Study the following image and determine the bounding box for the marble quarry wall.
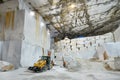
[0,9,51,68]
[0,10,25,68]
[95,42,120,60]
[54,33,120,70]
[0,0,51,68]
[55,33,114,59]
[18,0,51,67]
[0,42,3,60]
[114,25,120,42]
[20,10,50,67]
[18,0,50,67]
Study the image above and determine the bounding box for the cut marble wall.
[0,0,18,13]
[0,42,3,60]
[94,42,120,63]
[20,9,50,67]
[23,10,50,49]
[114,25,120,42]
[21,41,43,67]
[0,10,25,68]
[55,33,114,59]
[0,10,25,40]
[4,10,24,41]
[0,0,51,68]
[2,40,22,68]
[0,14,4,41]
[95,46,105,60]
[104,42,120,57]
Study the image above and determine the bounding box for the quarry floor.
[0,66,120,80]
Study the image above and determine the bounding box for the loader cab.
[41,56,51,65]
[41,56,48,60]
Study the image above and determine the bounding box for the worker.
[62,57,67,68]
[47,51,51,70]
[63,61,66,68]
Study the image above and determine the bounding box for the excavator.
[28,56,53,72]
[28,50,54,72]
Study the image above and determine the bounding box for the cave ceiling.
[5,0,120,40]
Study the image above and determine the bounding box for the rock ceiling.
[0,0,11,4]
[1,0,120,40]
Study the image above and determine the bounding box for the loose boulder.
[0,61,14,72]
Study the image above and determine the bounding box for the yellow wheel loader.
[28,56,53,72]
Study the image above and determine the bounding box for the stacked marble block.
[54,52,64,67]
[55,33,114,54]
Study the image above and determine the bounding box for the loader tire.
[33,67,41,72]
[28,67,33,70]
